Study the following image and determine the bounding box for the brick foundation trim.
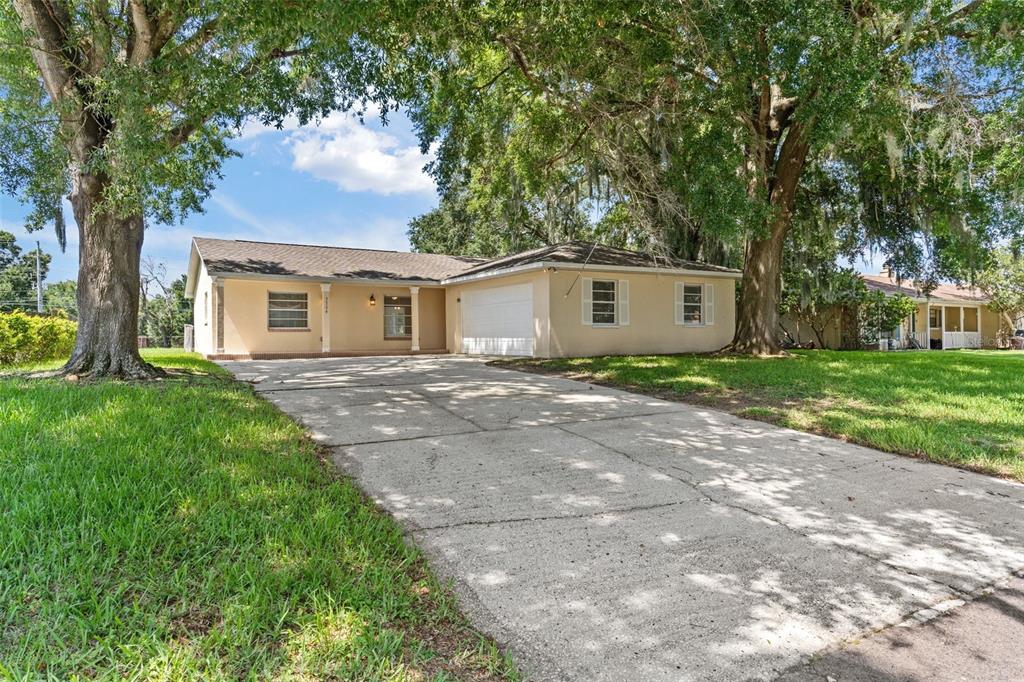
[207,349,450,361]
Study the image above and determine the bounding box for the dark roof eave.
[205,270,444,286]
[191,236,740,285]
[442,259,742,284]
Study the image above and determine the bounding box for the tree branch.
[170,15,220,58]
[901,0,988,49]
[11,0,78,105]
[495,34,549,95]
[127,1,183,63]
[474,65,510,91]
[163,45,309,149]
[128,0,155,65]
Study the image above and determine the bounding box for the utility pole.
[36,240,43,313]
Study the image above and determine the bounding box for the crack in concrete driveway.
[220,355,1024,681]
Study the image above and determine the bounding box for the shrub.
[0,311,76,366]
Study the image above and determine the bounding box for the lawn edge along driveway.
[498,349,1024,483]
[0,349,519,681]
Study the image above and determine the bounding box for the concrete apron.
[220,355,1024,682]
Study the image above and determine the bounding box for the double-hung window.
[591,280,617,325]
[674,282,715,326]
[582,278,630,327]
[384,295,412,338]
[682,284,703,325]
[268,292,309,329]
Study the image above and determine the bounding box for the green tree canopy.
[405,0,1024,353]
[2,1,420,376]
[977,247,1024,342]
[140,271,192,347]
[44,279,77,319]
[407,181,633,258]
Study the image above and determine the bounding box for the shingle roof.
[450,242,741,279]
[192,237,740,284]
[861,273,989,303]
[193,237,484,282]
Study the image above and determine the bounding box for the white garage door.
[461,283,534,356]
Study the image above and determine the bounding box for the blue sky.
[0,108,439,284]
[0,107,883,286]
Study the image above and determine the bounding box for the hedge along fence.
[0,311,77,366]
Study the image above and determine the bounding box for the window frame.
[590,279,618,327]
[267,291,310,331]
[681,283,703,326]
[383,295,413,340]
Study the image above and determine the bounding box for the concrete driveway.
[220,355,1024,681]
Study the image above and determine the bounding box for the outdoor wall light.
[369,294,376,307]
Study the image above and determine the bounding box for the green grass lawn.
[0,350,517,681]
[509,350,1024,481]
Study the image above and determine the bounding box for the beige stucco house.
[184,237,741,359]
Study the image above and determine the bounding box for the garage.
[460,283,534,356]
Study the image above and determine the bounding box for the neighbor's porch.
[899,302,982,350]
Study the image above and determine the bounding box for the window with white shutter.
[703,283,715,325]
[591,280,617,325]
[675,282,715,326]
[674,282,685,325]
[581,278,593,325]
[617,280,630,326]
[682,283,703,325]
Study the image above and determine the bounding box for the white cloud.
[235,115,302,141]
[288,113,435,195]
[233,109,435,196]
[235,101,386,141]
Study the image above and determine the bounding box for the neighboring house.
[783,270,1004,350]
[184,237,741,359]
[860,273,1002,350]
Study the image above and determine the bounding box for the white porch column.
[959,306,965,333]
[409,286,420,352]
[941,306,946,348]
[320,283,332,353]
[925,302,930,350]
[209,276,219,354]
[211,276,224,354]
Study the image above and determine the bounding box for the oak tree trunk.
[62,175,160,379]
[839,305,861,350]
[731,224,786,354]
[730,113,811,355]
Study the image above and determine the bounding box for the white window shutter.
[674,282,684,325]
[704,283,715,326]
[581,277,593,325]
[618,280,630,326]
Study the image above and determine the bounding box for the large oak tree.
[407,0,1023,353]
[1,1,411,377]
